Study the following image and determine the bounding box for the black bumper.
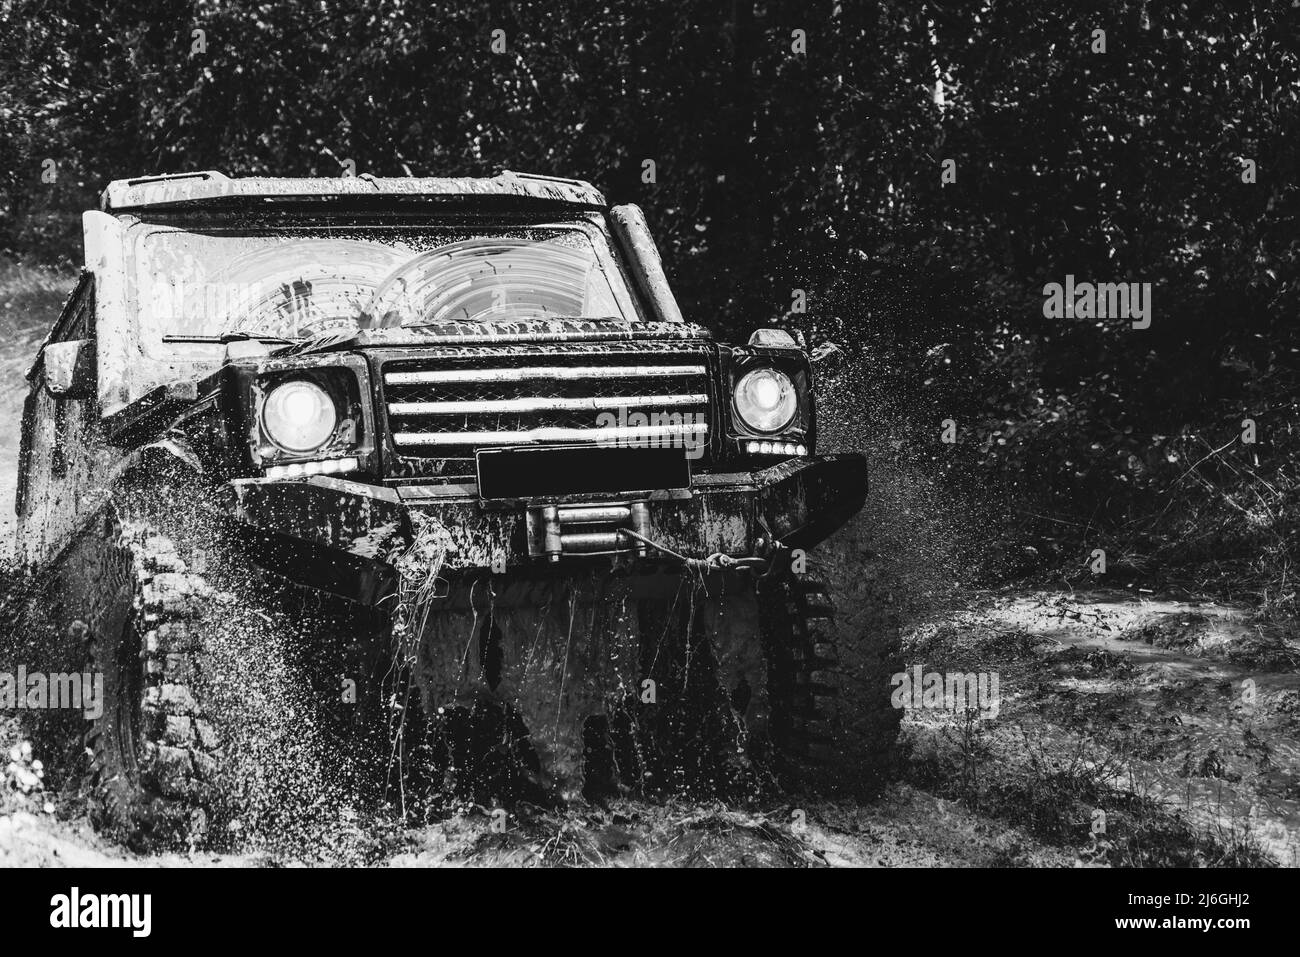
[227,453,867,604]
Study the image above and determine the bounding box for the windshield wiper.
[162,333,299,344]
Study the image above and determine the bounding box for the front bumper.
[227,453,867,604]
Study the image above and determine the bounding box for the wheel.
[758,554,901,795]
[80,495,355,850]
[84,512,223,848]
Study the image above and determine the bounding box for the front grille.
[380,347,713,470]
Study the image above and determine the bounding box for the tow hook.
[759,541,792,581]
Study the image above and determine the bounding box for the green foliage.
[0,0,1296,591]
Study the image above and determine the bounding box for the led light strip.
[745,440,806,456]
[264,456,360,480]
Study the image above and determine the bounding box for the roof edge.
[100,170,606,212]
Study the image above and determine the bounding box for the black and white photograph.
[0,0,1294,930]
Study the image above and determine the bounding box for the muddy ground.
[3,587,1294,867]
[2,259,1296,866]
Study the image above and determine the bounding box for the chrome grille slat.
[393,423,708,448]
[388,393,706,416]
[385,364,705,385]
[382,351,712,461]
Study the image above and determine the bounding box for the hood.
[273,318,713,356]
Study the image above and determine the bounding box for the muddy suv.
[16,170,897,845]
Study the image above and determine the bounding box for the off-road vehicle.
[16,170,898,845]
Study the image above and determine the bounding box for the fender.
[108,435,206,491]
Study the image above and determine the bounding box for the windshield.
[131,222,642,345]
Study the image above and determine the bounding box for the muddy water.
[8,585,1290,867]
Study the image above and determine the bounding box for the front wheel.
[84,513,224,848]
[82,501,359,850]
[758,556,901,795]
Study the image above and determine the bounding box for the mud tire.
[84,511,225,849]
[758,556,901,795]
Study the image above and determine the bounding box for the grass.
[0,256,78,544]
[0,255,71,339]
[901,721,1276,867]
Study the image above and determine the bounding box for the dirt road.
[3,589,1292,867]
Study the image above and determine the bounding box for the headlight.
[734,368,797,433]
[261,380,338,453]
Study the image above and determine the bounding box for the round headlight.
[734,368,798,433]
[261,380,337,453]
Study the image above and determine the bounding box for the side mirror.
[810,341,846,376]
[43,339,94,399]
